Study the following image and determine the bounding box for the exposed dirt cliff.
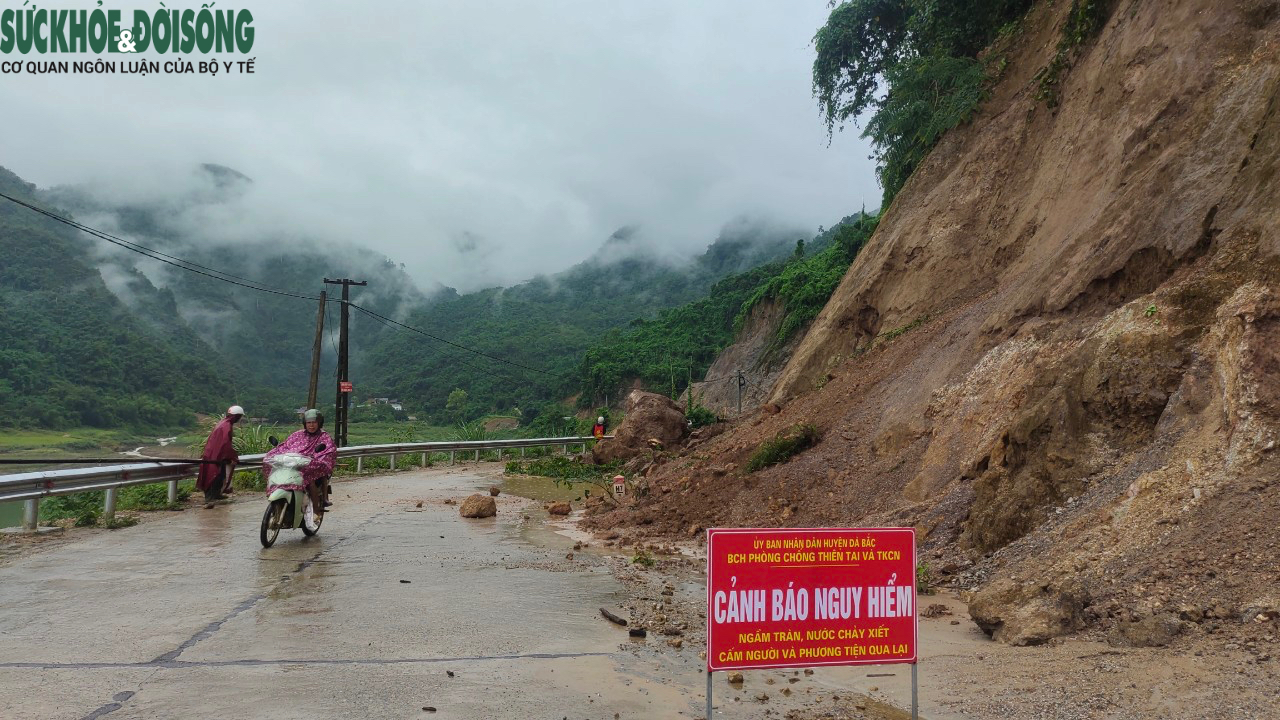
[586,0,1280,646]
[680,298,795,418]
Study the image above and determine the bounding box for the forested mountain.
[0,167,230,428]
[0,162,823,429]
[576,212,877,406]
[362,221,807,422]
[41,166,425,422]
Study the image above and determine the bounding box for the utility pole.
[686,360,693,413]
[306,290,327,411]
[737,369,745,416]
[324,278,368,447]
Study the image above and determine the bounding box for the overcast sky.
[0,1,877,291]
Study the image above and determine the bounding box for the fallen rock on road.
[458,494,497,518]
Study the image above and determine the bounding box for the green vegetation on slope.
[747,423,820,472]
[42,168,423,422]
[813,0,1036,207]
[577,262,783,405]
[578,214,877,403]
[0,167,231,429]
[736,213,878,353]
[365,225,802,422]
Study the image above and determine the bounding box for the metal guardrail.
[0,435,606,531]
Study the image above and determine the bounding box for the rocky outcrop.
[682,298,795,418]
[592,391,689,464]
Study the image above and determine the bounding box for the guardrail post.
[22,498,38,531]
[520,447,526,458]
[497,448,502,460]
[390,453,397,471]
[474,449,480,462]
[167,480,178,505]
[449,450,455,465]
[356,456,364,473]
[103,488,117,523]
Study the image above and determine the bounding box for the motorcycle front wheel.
[260,499,285,547]
[301,496,322,537]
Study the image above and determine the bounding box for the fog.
[0,1,877,292]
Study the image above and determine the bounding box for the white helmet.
[227,405,245,416]
[597,416,605,424]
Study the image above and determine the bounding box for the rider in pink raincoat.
[263,409,336,516]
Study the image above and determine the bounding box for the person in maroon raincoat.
[197,405,243,502]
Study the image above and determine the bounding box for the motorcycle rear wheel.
[260,499,285,547]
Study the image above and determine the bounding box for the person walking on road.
[197,405,243,502]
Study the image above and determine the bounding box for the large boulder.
[968,578,1087,646]
[459,494,497,518]
[593,390,689,465]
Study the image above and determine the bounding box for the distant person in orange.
[197,405,243,502]
[592,416,606,440]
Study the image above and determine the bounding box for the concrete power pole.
[306,290,327,411]
[324,278,367,447]
[737,370,745,416]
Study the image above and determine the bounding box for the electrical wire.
[349,303,571,380]
[0,190,579,379]
[354,306,538,386]
[0,191,324,302]
[324,299,339,376]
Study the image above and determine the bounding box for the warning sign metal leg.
[911,662,918,720]
[705,669,713,719]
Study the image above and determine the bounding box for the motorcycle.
[258,437,325,548]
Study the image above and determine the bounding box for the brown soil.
[585,0,1280,654]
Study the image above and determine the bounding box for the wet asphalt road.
[0,468,699,719]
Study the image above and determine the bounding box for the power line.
[0,190,323,302]
[349,303,571,380]
[0,190,576,379]
[697,372,739,384]
[324,299,339,376]
[353,305,546,386]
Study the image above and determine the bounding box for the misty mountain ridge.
[0,165,230,428]
[0,161,832,426]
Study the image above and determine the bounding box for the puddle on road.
[498,473,581,503]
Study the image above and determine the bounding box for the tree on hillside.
[813,0,1034,207]
[445,388,469,422]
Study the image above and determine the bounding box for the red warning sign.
[706,527,917,671]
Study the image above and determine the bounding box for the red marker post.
[705,528,918,719]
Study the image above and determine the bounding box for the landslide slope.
[589,0,1280,644]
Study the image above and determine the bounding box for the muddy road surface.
[5,465,1272,720]
[0,468,706,719]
